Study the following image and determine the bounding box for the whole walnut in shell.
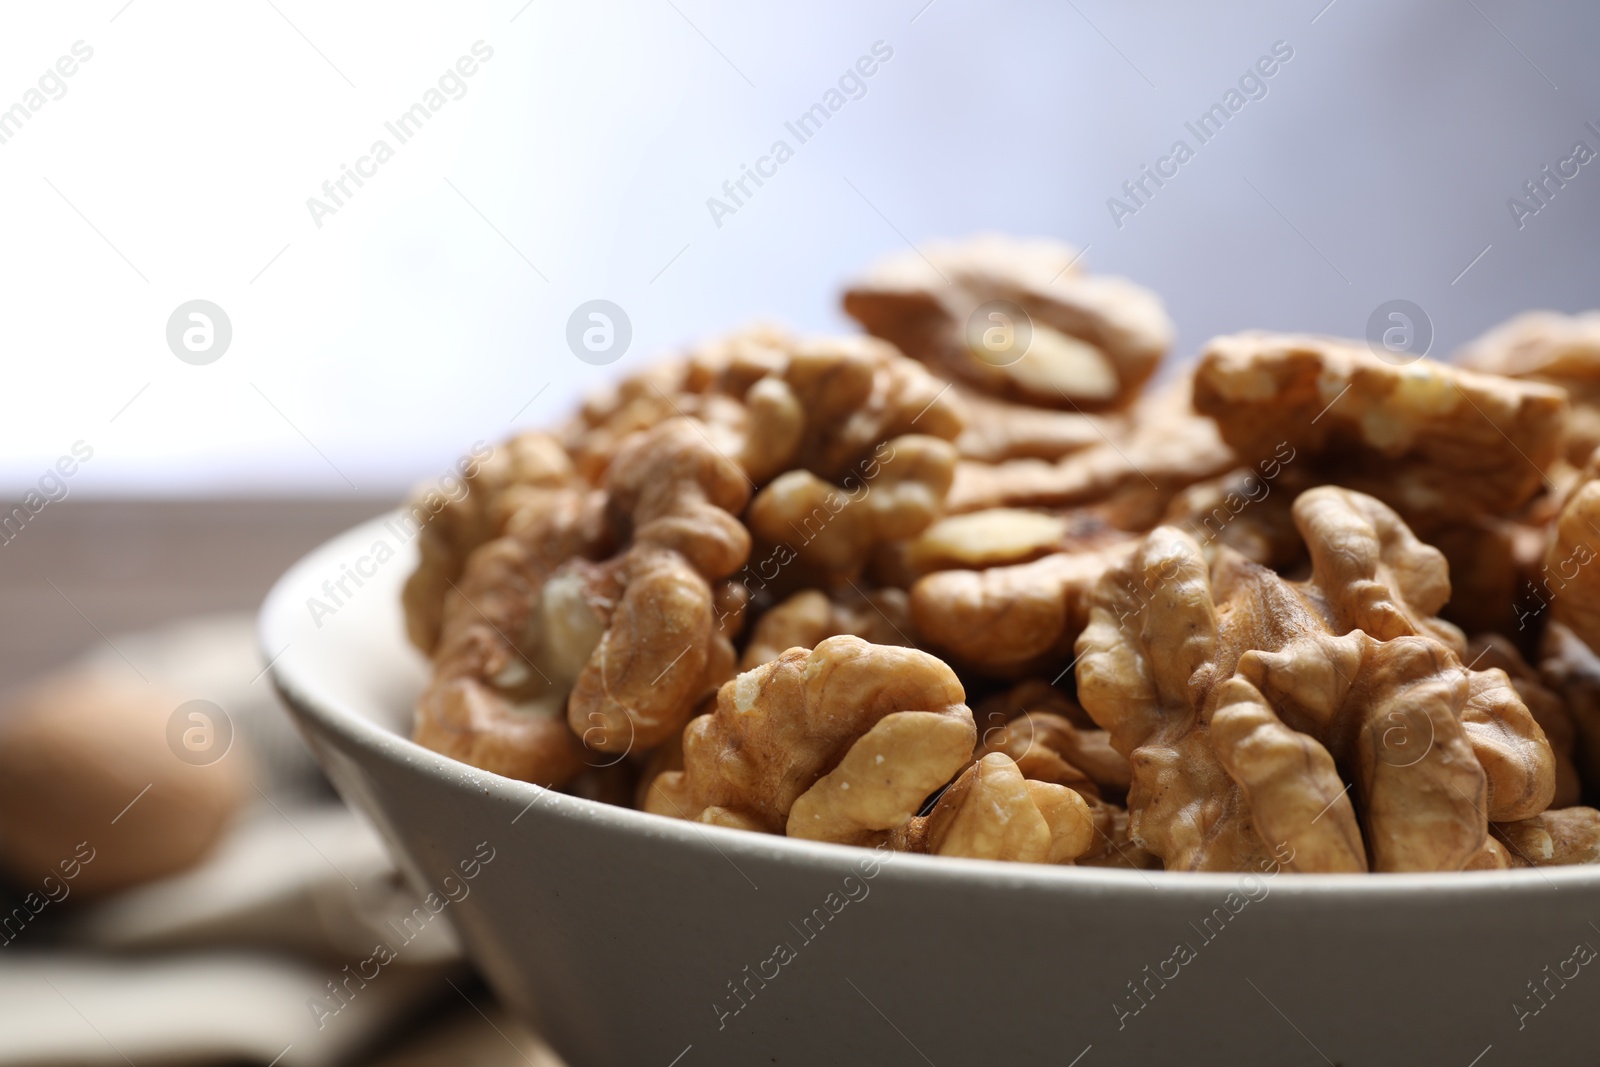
[0,669,247,898]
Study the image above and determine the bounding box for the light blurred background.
[1,1,1597,1062]
[6,0,1598,684]
[4,0,1598,498]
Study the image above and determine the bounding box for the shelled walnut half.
[646,636,976,845]
[414,417,751,786]
[1193,332,1567,522]
[1076,486,1556,873]
[1458,310,1600,465]
[844,233,1172,411]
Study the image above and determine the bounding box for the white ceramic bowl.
[263,513,1600,1066]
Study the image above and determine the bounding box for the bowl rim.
[260,510,1600,901]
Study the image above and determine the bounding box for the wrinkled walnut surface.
[1459,310,1600,465]
[646,636,975,847]
[946,376,1235,523]
[1194,332,1567,521]
[399,245,1600,875]
[844,234,1172,410]
[1077,486,1555,873]
[415,417,751,785]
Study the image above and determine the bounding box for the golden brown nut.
[565,420,753,752]
[950,385,1116,463]
[1161,461,1311,570]
[413,487,603,786]
[765,335,963,477]
[1462,837,1515,870]
[1539,622,1600,801]
[976,707,1131,803]
[945,376,1236,525]
[843,234,1172,410]
[970,681,1138,872]
[1544,479,1600,654]
[644,636,975,845]
[910,544,1131,678]
[1458,310,1600,465]
[889,753,1096,864]
[1414,515,1546,638]
[1076,802,1162,869]
[0,669,248,898]
[1193,332,1568,521]
[972,678,1097,731]
[894,506,1130,583]
[739,587,911,670]
[745,435,957,580]
[415,417,752,781]
[1466,634,1581,808]
[1493,807,1600,866]
[402,433,575,654]
[563,544,739,755]
[1076,486,1557,873]
[564,327,964,492]
[731,334,966,585]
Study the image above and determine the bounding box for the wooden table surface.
[0,498,391,698]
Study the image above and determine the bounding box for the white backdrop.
[1,0,1597,496]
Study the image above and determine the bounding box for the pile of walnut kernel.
[402,234,1600,874]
